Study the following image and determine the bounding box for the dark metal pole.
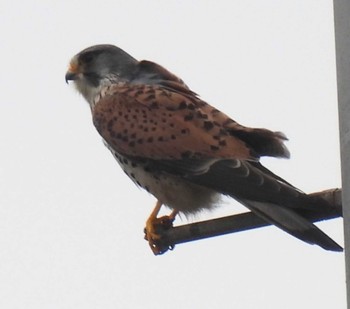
[148,189,342,255]
[333,0,350,306]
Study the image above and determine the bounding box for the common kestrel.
[65,44,342,254]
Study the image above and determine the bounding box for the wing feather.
[92,84,256,160]
[92,83,341,251]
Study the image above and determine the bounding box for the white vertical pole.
[333,0,350,305]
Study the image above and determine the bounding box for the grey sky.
[0,1,345,308]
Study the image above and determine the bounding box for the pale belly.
[109,150,220,215]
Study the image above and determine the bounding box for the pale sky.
[0,1,345,308]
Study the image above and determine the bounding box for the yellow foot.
[144,201,178,255]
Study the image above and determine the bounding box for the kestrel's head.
[65,44,138,104]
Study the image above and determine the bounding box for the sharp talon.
[144,202,177,255]
[144,215,175,255]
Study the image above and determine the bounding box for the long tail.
[236,198,342,251]
[188,159,343,251]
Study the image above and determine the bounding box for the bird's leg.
[144,200,178,255]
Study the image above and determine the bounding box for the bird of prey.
[65,44,342,254]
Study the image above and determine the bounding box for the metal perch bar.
[153,188,342,254]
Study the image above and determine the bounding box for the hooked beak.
[65,71,77,84]
[65,61,79,84]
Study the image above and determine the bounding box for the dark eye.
[81,53,94,64]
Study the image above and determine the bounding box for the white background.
[0,1,345,308]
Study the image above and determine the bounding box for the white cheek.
[72,75,116,109]
[74,77,100,106]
